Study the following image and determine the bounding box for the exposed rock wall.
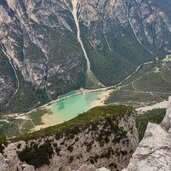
[122,97,171,171]
[0,111,138,171]
[0,0,86,111]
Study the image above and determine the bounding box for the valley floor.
[0,56,171,138]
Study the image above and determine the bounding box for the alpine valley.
[0,0,171,171]
[0,0,171,113]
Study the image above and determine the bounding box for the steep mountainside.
[0,0,171,113]
[0,105,139,171]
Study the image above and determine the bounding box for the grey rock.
[1,112,138,171]
[123,97,171,171]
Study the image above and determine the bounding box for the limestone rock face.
[122,97,171,171]
[0,153,9,171]
[1,111,138,171]
[61,164,110,171]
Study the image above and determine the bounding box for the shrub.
[18,141,53,168]
[0,134,7,153]
[67,145,73,152]
[136,109,166,140]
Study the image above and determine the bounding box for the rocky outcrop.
[0,153,9,171]
[0,106,139,171]
[122,97,171,171]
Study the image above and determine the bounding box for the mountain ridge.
[0,105,139,171]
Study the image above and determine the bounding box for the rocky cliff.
[0,105,139,171]
[123,97,171,171]
[0,0,171,113]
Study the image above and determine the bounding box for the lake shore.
[33,113,54,131]
[33,90,111,131]
[91,90,112,108]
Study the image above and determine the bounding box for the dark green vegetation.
[106,60,171,107]
[85,71,103,89]
[0,27,86,114]
[27,24,87,98]
[1,71,50,114]
[29,109,49,126]
[15,105,134,169]
[0,134,7,153]
[17,141,53,168]
[136,109,166,140]
[0,49,17,107]
[0,109,49,138]
[81,23,156,86]
[0,118,24,138]
[20,120,34,135]
[0,28,86,114]
[43,27,86,98]
[13,105,133,142]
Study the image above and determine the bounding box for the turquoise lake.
[45,91,103,126]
